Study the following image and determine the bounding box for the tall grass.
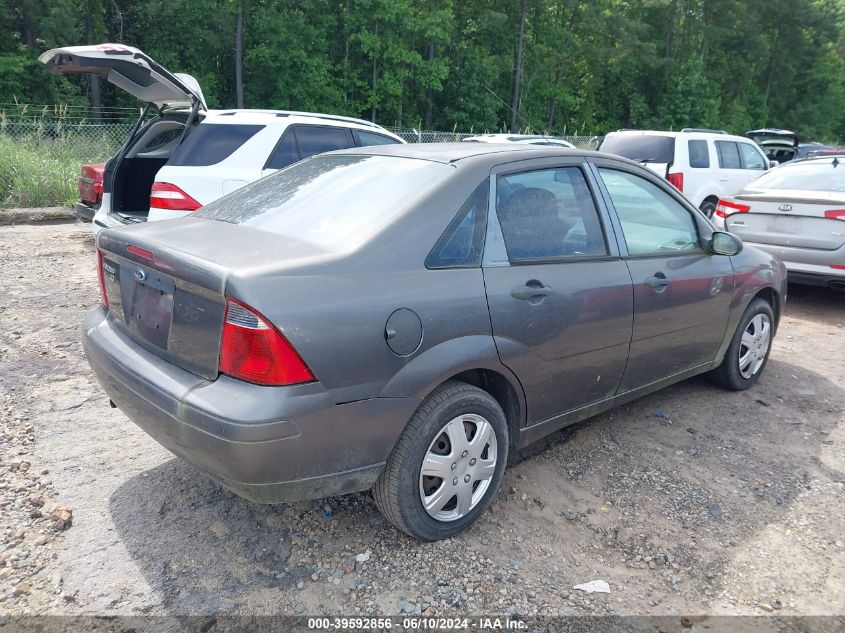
[0,117,125,208]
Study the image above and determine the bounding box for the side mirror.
[768,160,779,168]
[710,231,743,256]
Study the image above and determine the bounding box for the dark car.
[83,143,787,541]
[796,142,842,159]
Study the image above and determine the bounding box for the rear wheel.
[710,298,774,390]
[700,199,717,219]
[373,381,508,541]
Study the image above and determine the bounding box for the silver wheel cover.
[738,313,771,379]
[419,413,497,522]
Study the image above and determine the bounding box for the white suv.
[40,44,404,235]
[598,129,771,217]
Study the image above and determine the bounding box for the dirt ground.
[0,221,843,618]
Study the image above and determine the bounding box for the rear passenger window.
[495,167,607,262]
[426,181,488,269]
[739,143,766,170]
[688,140,710,168]
[716,141,741,169]
[353,130,400,146]
[295,126,353,158]
[265,130,300,169]
[167,124,264,166]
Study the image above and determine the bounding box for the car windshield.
[194,154,454,248]
[750,159,845,192]
[599,134,675,163]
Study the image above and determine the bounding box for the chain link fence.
[0,109,602,207]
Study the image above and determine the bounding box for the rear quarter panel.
[224,160,510,405]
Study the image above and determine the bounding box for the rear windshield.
[168,123,264,166]
[194,155,454,248]
[750,160,845,192]
[599,134,675,164]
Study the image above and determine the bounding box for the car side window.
[426,180,488,269]
[715,141,741,169]
[353,130,400,146]
[739,143,766,170]
[495,167,608,262]
[295,125,354,158]
[597,168,701,256]
[265,129,300,169]
[688,140,710,168]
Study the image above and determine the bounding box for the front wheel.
[710,298,774,390]
[373,381,508,541]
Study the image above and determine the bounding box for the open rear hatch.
[39,44,206,111]
[745,129,798,162]
[96,218,332,381]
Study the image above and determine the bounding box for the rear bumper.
[74,202,98,221]
[82,308,420,502]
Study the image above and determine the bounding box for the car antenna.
[834,157,840,168]
[484,85,555,146]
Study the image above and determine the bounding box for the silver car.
[84,143,786,541]
[714,155,845,290]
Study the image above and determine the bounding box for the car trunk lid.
[96,218,334,380]
[39,44,206,111]
[725,190,845,250]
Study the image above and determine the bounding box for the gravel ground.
[0,222,843,617]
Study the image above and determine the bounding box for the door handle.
[719,176,729,181]
[511,280,552,301]
[645,272,671,291]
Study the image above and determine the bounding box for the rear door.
[592,160,734,390]
[482,158,633,425]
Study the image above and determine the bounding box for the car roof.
[464,133,567,142]
[325,141,602,166]
[605,129,752,143]
[201,109,396,132]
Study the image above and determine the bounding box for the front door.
[482,160,634,425]
[593,163,734,391]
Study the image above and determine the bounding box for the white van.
[39,44,404,235]
[598,129,772,217]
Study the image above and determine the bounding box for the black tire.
[710,298,775,391]
[700,199,717,219]
[373,380,508,541]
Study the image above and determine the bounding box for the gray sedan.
[84,143,786,541]
[714,155,845,290]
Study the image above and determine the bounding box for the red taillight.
[831,265,845,270]
[667,172,684,192]
[715,199,751,218]
[219,299,315,386]
[97,250,109,309]
[149,182,202,212]
[824,210,845,220]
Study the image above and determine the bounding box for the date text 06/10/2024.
[307,617,527,630]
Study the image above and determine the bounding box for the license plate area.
[766,215,803,235]
[126,266,175,349]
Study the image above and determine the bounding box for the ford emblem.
[778,203,792,212]
[134,268,147,282]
